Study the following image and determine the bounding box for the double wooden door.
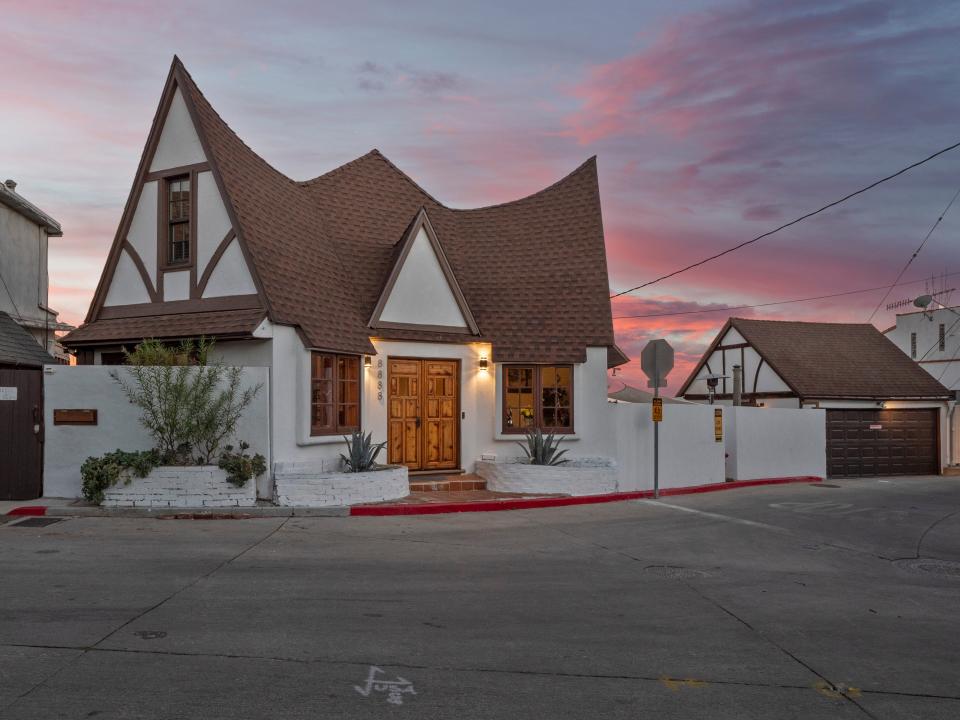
[388,359,459,471]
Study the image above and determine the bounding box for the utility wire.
[0,266,25,323]
[611,271,960,320]
[866,185,960,322]
[609,140,960,299]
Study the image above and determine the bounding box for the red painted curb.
[6,506,48,517]
[350,476,822,516]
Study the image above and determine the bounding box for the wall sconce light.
[364,355,372,369]
[479,355,489,371]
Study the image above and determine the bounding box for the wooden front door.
[0,367,44,500]
[388,358,459,471]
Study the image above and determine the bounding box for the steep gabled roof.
[178,59,616,362]
[69,57,620,364]
[0,312,54,367]
[678,318,951,400]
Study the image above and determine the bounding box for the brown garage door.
[826,409,938,478]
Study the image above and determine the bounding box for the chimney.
[732,364,742,406]
[3,179,16,191]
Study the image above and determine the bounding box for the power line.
[611,271,960,320]
[866,185,960,322]
[0,266,25,323]
[609,139,960,300]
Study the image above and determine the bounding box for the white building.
[62,57,628,487]
[0,178,72,360]
[678,318,952,478]
[884,305,960,465]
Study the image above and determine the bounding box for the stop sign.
[641,339,674,389]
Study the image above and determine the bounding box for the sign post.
[641,339,674,499]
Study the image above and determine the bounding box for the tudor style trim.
[119,241,160,303]
[144,161,209,183]
[98,294,262,319]
[195,229,238,298]
[368,207,480,335]
[172,59,275,322]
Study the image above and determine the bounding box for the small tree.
[118,338,261,465]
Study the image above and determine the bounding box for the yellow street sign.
[652,397,663,422]
[714,408,723,442]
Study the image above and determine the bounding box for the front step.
[943,466,960,476]
[409,474,486,492]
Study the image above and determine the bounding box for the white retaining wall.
[43,365,270,499]
[274,462,408,507]
[476,458,617,496]
[725,406,826,481]
[102,466,256,508]
[609,402,726,492]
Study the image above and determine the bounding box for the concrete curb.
[6,505,350,519]
[350,476,824,516]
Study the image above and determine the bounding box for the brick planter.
[475,457,617,496]
[101,466,256,508]
[274,462,409,507]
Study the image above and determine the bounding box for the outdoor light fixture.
[364,355,372,369]
[703,373,728,405]
[479,355,489,371]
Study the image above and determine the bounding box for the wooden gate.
[0,367,44,500]
[387,358,459,471]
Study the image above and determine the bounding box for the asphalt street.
[1,476,958,719]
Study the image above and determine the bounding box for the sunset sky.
[3,0,959,393]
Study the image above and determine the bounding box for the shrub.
[340,431,386,473]
[516,428,569,466]
[217,442,267,487]
[117,338,261,464]
[80,449,160,504]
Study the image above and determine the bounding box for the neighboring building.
[678,318,952,478]
[884,305,960,465]
[62,57,627,478]
[0,177,73,361]
[608,383,692,404]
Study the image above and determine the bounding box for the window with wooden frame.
[502,365,573,434]
[166,175,191,266]
[311,352,361,435]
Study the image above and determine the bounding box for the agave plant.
[340,430,387,473]
[516,428,569,466]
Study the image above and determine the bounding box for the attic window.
[167,176,191,265]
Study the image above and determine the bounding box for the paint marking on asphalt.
[659,675,709,692]
[640,500,792,535]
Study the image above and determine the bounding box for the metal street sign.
[714,408,723,442]
[641,339,674,388]
[640,339,673,499]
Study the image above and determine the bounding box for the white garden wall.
[724,406,825,481]
[609,402,726,492]
[43,365,270,499]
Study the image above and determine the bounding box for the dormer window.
[166,176,191,265]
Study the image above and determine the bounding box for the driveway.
[1,476,958,719]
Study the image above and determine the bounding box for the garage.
[826,409,938,478]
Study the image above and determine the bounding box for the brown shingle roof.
[0,311,54,367]
[728,318,949,399]
[172,60,617,364]
[64,309,266,346]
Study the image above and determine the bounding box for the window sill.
[298,433,354,447]
[495,432,579,441]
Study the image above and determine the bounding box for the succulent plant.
[340,431,387,473]
[516,428,569,466]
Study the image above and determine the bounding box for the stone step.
[409,475,486,492]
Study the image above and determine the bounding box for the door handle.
[415,416,421,429]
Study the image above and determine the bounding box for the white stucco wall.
[125,180,158,286]
[104,250,151,306]
[725,406,826,481]
[610,401,726,491]
[163,270,190,301]
[42,365,270,499]
[379,227,468,328]
[201,239,257,297]
[149,87,206,172]
[266,325,614,473]
[196,171,232,275]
